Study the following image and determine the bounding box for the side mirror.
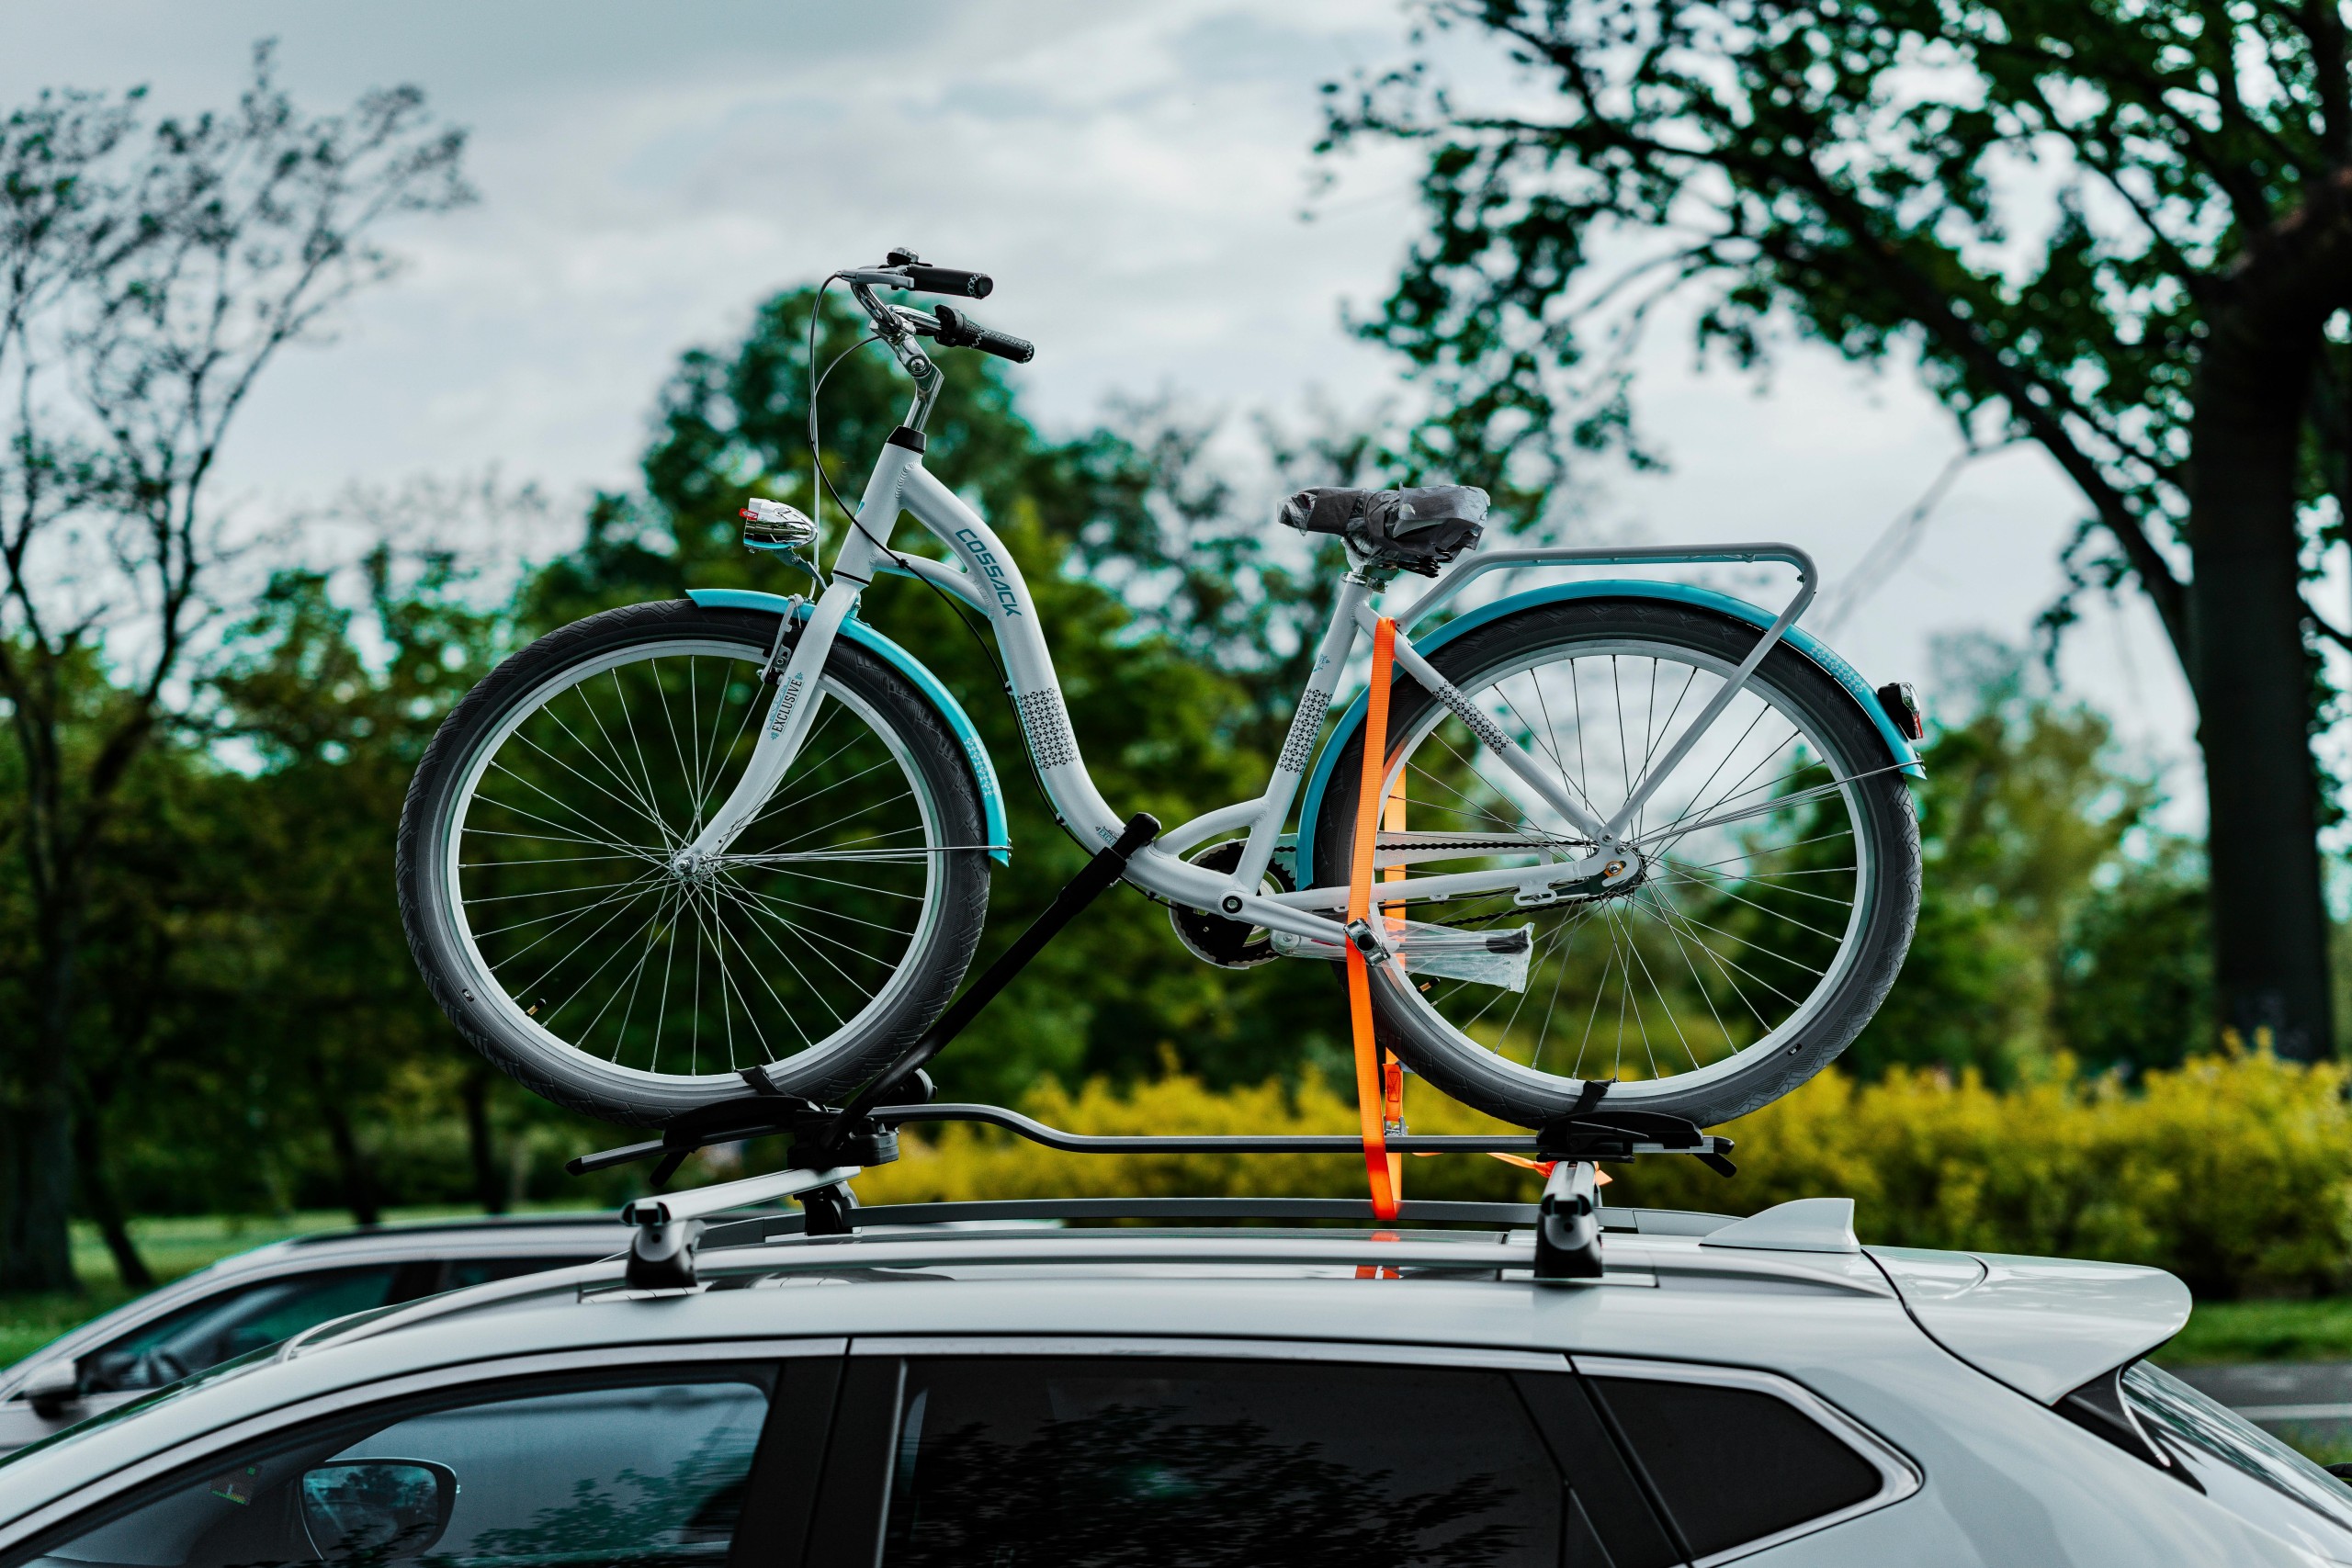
[20,1360,80,1418]
[299,1461,457,1561]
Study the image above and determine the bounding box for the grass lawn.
[2156,1298,2352,1367]
[0,1206,579,1370]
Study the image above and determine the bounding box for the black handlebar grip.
[933,305,1035,364]
[967,322,1035,364]
[905,265,993,299]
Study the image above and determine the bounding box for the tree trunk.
[2187,305,2336,1060]
[312,1066,381,1226]
[0,1100,75,1292]
[2,926,83,1292]
[461,1066,506,1215]
[71,1106,153,1291]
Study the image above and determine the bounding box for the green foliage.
[2055,846,2212,1076]
[1614,1049,2352,1299]
[1849,641,2199,1082]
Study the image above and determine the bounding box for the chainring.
[1169,839,1294,968]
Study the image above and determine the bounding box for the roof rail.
[280,1212,615,1247]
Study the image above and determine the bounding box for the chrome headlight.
[740,498,819,552]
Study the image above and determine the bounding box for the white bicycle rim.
[432,636,950,1090]
[1371,637,1878,1099]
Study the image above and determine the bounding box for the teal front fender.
[1294,581,1924,874]
[685,589,1009,864]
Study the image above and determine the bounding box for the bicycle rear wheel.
[1310,599,1919,1129]
[397,600,990,1125]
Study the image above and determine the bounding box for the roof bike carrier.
[567,813,1736,1291]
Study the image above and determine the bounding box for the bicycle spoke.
[445,636,947,1081]
[1364,627,1877,1092]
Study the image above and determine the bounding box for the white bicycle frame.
[678,286,1817,947]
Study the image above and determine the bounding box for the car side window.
[26,1373,770,1568]
[875,1356,1565,1567]
[74,1269,403,1395]
[1589,1372,1887,1559]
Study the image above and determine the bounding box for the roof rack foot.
[799,1180,858,1237]
[627,1218,705,1291]
[1534,1160,1603,1281]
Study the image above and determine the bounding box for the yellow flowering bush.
[840,1050,2352,1296]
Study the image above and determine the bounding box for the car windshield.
[0,1344,279,1477]
[76,1267,403,1395]
[2122,1361,2352,1551]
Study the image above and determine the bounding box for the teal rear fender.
[684,589,1010,864]
[1294,581,1925,874]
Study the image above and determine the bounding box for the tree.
[211,549,506,1223]
[0,48,469,1288]
[1847,637,2179,1079]
[1325,0,2352,1057]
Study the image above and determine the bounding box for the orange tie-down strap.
[1347,618,1404,1219]
[1348,619,1612,1218]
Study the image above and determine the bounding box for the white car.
[0,1194,2344,1567]
[0,1214,615,1457]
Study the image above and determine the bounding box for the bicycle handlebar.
[904,265,992,299]
[933,303,1035,364]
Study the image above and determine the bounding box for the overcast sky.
[7,1,2199,808]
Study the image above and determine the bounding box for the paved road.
[2175,1362,2352,1439]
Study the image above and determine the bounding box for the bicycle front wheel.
[398,600,990,1126]
[1310,599,1919,1129]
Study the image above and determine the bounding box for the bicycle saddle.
[1278,485,1488,576]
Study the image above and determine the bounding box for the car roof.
[0,1194,2201,1541]
[0,1195,2192,1528]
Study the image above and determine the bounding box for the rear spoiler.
[1868,1247,2191,1404]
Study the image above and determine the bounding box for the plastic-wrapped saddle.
[1278,485,1488,576]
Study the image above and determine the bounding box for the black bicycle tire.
[1310,598,1920,1130]
[396,599,991,1126]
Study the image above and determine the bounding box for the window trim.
[0,1337,845,1553]
[1575,1353,1923,1565]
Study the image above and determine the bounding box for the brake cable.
[801,274,1055,818]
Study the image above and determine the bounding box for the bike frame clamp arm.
[810,811,1163,1156]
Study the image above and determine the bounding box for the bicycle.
[396,250,1926,1133]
